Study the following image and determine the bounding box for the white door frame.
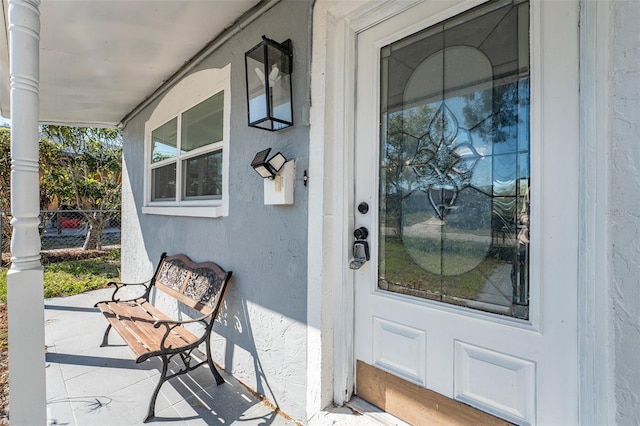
[576,0,615,424]
[307,2,422,417]
[307,0,613,423]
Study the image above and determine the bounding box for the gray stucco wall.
[120,1,312,421]
[611,0,640,424]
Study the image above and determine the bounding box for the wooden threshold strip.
[356,361,512,426]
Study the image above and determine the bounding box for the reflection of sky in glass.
[471,157,492,192]
[151,117,178,163]
[153,142,181,158]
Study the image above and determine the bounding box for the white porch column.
[7,0,45,425]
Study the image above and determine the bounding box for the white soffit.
[0,0,261,127]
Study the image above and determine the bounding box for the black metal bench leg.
[100,324,112,347]
[206,346,224,386]
[144,355,169,423]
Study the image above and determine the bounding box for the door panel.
[353,1,578,424]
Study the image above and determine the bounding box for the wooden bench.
[94,252,232,422]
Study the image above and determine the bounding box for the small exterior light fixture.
[245,36,293,131]
[251,148,287,179]
[251,148,295,205]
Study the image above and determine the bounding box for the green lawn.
[0,250,120,419]
[0,249,120,304]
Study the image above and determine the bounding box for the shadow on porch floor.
[45,289,406,426]
[45,288,297,426]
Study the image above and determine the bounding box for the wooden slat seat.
[94,253,232,422]
[97,298,200,357]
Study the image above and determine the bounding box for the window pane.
[151,163,176,201]
[183,151,222,199]
[151,118,177,163]
[181,92,224,152]
[378,0,530,319]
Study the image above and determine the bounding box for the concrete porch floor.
[44,289,400,426]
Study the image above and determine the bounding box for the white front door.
[353,1,579,424]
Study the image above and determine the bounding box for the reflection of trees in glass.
[381,78,529,226]
[185,152,222,198]
[380,84,530,306]
[446,187,491,231]
[463,80,529,144]
[152,151,174,163]
[382,102,481,234]
[383,104,435,195]
[383,80,529,230]
[382,104,435,235]
[462,80,530,255]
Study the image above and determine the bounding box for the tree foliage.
[0,128,9,213]
[0,128,64,253]
[40,125,122,250]
[381,80,527,236]
[0,128,10,254]
[41,126,121,209]
[0,126,122,253]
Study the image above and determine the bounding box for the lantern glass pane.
[254,120,277,130]
[266,43,292,127]
[246,46,268,125]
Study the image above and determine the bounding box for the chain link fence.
[1,210,121,263]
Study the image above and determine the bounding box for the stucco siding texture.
[121,1,312,421]
[612,0,640,424]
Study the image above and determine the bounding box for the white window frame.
[143,65,231,218]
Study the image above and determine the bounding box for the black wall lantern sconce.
[245,36,293,131]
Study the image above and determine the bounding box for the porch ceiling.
[0,0,261,128]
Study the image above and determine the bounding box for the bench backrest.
[151,253,232,317]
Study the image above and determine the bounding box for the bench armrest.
[153,312,214,350]
[94,280,152,306]
[154,312,213,328]
[109,280,151,287]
